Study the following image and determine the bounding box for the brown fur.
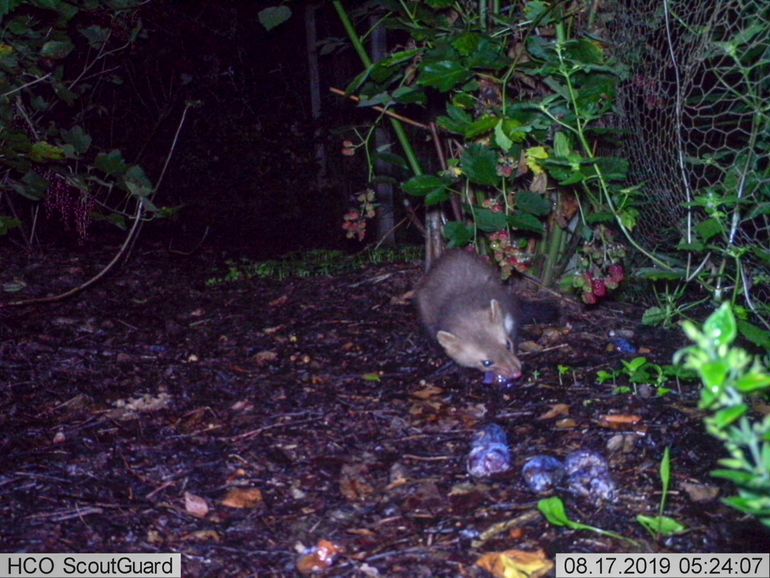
[415,250,523,378]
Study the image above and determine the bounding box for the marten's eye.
[506,339,514,352]
[482,359,494,368]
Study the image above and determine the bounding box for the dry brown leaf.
[253,350,278,366]
[222,487,264,509]
[269,294,289,307]
[184,492,209,519]
[296,540,343,575]
[346,528,376,537]
[411,384,444,399]
[476,548,554,578]
[225,468,248,484]
[554,417,577,429]
[682,481,720,503]
[538,403,570,420]
[599,414,643,429]
[340,464,375,501]
[181,530,221,543]
[391,289,414,305]
[529,172,548,193]
[518,340,543,353]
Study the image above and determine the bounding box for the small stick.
[472,509,541,548]
[330,87,430,130]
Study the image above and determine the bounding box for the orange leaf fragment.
[411,384,444,399]
[269,294,289,307]
[476,548,554,578]
[599,414,643,429]
[296,539,343,575]
[222,487,264,509]
[538,403,570,420]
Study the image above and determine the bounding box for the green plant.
[597,357,696,396]
[0,1,157,243]
[636,447,688,540]
[538,496,637,545]
[333,1,632,289]
[676,302,770,527]
[205,246,422,286]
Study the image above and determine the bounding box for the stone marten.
[415,250,524,380]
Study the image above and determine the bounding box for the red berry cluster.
[488,230,530,279]
[564,226,627,304]
[44,171,94,241]
[342,189,376,242]
[578,264,625,304]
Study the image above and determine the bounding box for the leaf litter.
[0,244,768,576]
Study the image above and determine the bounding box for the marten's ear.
[488,299,503,323]
[436,330,459,351]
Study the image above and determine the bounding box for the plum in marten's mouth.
[484,371,520,388]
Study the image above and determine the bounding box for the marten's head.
[436,299,522,379]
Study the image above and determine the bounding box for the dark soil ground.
[1,242,768,577]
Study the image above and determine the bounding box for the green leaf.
[452,32,481,56]
[527,36,555,61]
[61,125,91,155]
[585,211,615,224]
[677,240,706,252]
[79,25,110,49]
[374,151,409,171]
[712,405,748,429]
[392,86,426,106]
[636,515,688,537]
[703,302,737,348]
[258,6,291,31]
[494,121,513,151]
[426,0,453,7]
[563,39,604,65]
[660,447,671,499]
[377,49,420,68]
[734,371,770,393]
[123,165,153,198]
[465,116,498,139]
[508,212,545,234]
[29,141,65,162]
[524,1,552,25]
[419,60,471,92]
[0,216,22,236]
[711,469,756,486]
[594,157,628,181]
[700,360,730,389]
[634,268,685,281]
[40,39,74,59]
[696,218,724,242]
[737,319,770,351]
[95,150,128,176]
[465,38,509,70]
[402,175,448,197]
[0,0,24,19]
[425,187,450,206]
[516,191,551,216]
[538,497,575,528]
[443,221,473,247]
[553,132,571,157]
[345,67,372,95]
[461,144,498,186]
[474,207,508,232]
[12,171,49,201]
[642,307,668,326]
[623,357,648,373]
